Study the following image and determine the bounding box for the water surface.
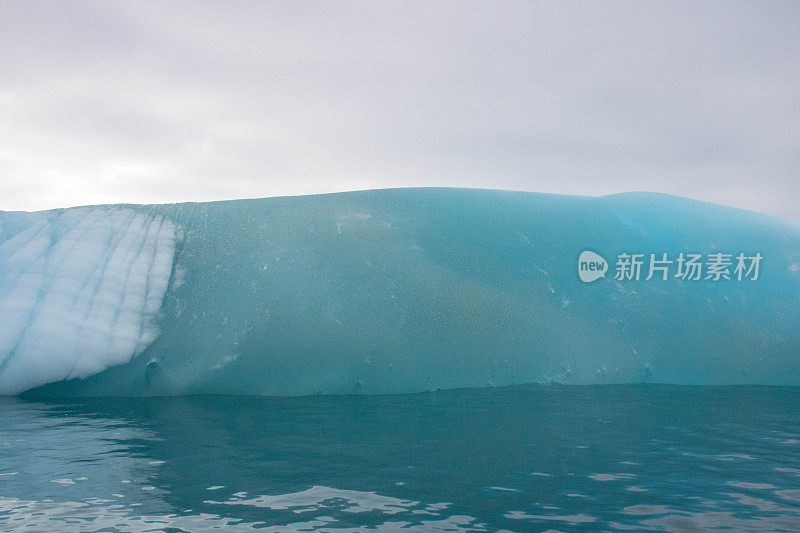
[1,385,799,531]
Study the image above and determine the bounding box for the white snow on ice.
[0,206,177,394]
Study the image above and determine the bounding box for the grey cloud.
[0,0,799,221]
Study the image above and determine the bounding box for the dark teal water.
[1,385,799,532]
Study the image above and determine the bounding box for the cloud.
[1,0,799,221]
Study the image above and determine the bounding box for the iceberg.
[0,188,798,396]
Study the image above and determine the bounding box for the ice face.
[0,207,177,394]
[1,189,799,396]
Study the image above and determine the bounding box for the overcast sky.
[1,1,799,220]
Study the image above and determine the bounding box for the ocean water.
[1,385,799,532]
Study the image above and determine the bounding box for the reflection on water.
[1,385,800,531]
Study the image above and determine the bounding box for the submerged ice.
[0,188,798,396]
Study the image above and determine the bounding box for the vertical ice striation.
[0,207,177,394]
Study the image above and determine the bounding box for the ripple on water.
[2,386,800,532]
[0,494,489,532]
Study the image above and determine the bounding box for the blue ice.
[0,188,798,396]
